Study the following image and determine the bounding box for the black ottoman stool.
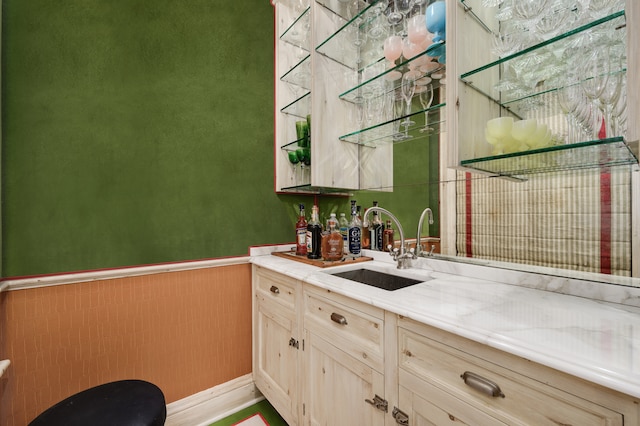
[29,379,166,426]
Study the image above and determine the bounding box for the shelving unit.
[272,0,448,193]
[450,0,638,178]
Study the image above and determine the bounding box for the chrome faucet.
[416,208,434,257]
[363,207,414,269]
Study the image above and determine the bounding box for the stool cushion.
[29,379,166,426]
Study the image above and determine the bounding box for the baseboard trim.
[165,374,263,426]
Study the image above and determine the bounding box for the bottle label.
[307,230,313,252]
[348,227,361,255]
[297,229,306,246]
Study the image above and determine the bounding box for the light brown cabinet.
[252,266,302,425]
[253,267,640,425]
[397,318,631,425]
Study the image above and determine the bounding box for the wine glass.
[401,72,417,134]
[402,37,423,61]
[393,90,408,141]
[426,0,446,43]
[387,0,404,25]
[288,150,300,184]
[367,2,389,41]
[557,82,583,144]
[408,14,428,45]
[579,46,610,138]
[395,0,413,21]
[598,53,624,138]
[384,35,403,65]
[418,83,434,133]
[296,147,311,184]
[383,35,403,80]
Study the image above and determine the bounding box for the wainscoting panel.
[0,262,252,426]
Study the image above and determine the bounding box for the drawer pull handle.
[460,371,505,398]
[269,286,280,294]
[331,312,348,325]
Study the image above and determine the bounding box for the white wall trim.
[1,256,251,292]
[165,374,263,426]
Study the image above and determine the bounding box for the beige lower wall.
[0,263,253,426]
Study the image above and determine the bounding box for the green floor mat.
[209,399,289,426]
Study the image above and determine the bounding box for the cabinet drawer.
[304,287,384,371]
[398,320,623,426]
[254,266,299,311]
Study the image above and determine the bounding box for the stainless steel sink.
[330,268,424,291]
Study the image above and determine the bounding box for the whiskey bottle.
[306,205,322,259]
[295,204,307,256]
[347,201,362,257]
[323,222,343,261]
[361,204,370,250]
[383,220,395,252]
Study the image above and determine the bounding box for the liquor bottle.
[327,213,338,231]
[306,205,322,259]
[348,201,362,257]
[339,213,349,254]
[361,205,370,250]
[324,222,344,261]
[370,201,385,251]
[295,204,307,256]
[383,219,395,252]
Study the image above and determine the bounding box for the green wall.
[1,0,438,277]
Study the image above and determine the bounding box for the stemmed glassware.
[418,83,434,133]
[288,150,300,184]
[597,51,624,138]
[400,71,417,135]
[383,35,403,80]
[578,45,610,139]
[387,0,404,25]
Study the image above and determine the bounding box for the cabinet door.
[399,371,507,426]
[254,296,299,425]
[304,331,385,426]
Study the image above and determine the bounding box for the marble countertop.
[250,249,640,399]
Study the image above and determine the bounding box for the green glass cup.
[295,121,309,148]
[288,150,300,165]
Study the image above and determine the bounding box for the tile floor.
[210,399,288,426]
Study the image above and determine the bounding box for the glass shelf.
[460,137,638,178]
[280,7,311,51]
[315,0,387,71]
[460,10,626,114]
[281,137,310,151]
[279,182,353,194]
[315,0,371,22]
[281,91,311,119]
[281,54,311,90]
[340,102,446,147]
[340,53,446,104]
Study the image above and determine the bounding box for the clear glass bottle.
[348,200,362,258]
[295,204,307,256]
[327,213,338,232]
[339,213,349,255]
[306,205,322,259]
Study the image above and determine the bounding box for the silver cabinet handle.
[460,371,505,398]
[331,312,348,325]
[270,286,280,294]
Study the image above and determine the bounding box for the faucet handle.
[408,247,417,259]
[389,246,400,260]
